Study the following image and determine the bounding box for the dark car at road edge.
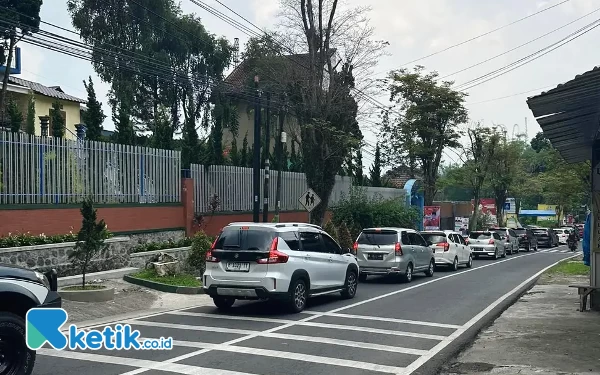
[513,227,539,252]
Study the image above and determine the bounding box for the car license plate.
[226,262,250,272]
[473,247,483,251]
[368,254,384,260]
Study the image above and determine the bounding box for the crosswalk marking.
[300,311,462,329]
[37,348,260,375]
[140,339,406,374]
[132,317,447,341]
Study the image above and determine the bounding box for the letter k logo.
[26,308,68,350]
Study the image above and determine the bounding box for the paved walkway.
[441,258,600,375]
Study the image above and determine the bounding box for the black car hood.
[0,263,39,283]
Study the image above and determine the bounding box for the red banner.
[423,206,441,230]
[471,198,496,215]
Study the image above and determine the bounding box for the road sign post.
[298,188,321,223]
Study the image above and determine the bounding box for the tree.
[240,132,249,168]
[83,76,105,141]
[114,102,134,145]
[6,97,22,132]
[150,106,172,150]
[370,143,382,187]
[229,137,240,166]
[0,0,43,119]
[380,66,468,205]
[354,149,364,186]
[69,198,109,288]
[488,137,523,226]
[275,0,386,224]
[50,101,65,138]
[25,91,35,135]
[463,125,500,229]
[530,131,551,153]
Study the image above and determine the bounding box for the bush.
[131,237,193,254]
[0,230,113,249]
[187,231,215,274]
[323,220,339,242]
[337,221,354,250]
[331,187,419,239]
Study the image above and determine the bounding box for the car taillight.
[353,241,358,254]
[489,239,495,244]
[395,242,403,256]
[205,250,219,263]
[437,242,449,252]
[256,238,289,264]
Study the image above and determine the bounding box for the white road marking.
[399,253,581,375]
[549,249,560,253]
[58,250,559,375]
[36,348,260,375]
[154,340,405,374]
[133,316,445,341]
[300,311,461,329]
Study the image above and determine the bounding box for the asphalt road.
[33,246,581,375]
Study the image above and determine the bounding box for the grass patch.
[132,268,201,287]
[546,260,590,276]
[62,285,106,291]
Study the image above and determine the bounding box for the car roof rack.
[274,222,323,229]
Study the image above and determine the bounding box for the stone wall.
[127,230,186,245]
[129,247,191,269]
[0,237,130,277]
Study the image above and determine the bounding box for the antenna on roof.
[233,38,239,67]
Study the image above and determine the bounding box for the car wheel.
[403,263,414,283]
[288,278,308,313]
[494,249,499,260]
[466,255,473,268]
[358,273,368,282]
[341,270,358,299]
[213,297,235,310]
[501,248,506,258]
[0,312,36,375]
[425,259,435,277]
[451,257,458,271]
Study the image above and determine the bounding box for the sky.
[16,0,600,168]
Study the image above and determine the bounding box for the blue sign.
[0,47,21,75]
[504,202,510,210]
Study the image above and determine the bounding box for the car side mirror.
[426,241,433,246]
[345,247,352,254]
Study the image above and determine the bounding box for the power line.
[440,6,600,80]
[376,0,571,74]
[464,85,556,105]
[457,20,600,91]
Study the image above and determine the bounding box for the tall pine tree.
[114,102,135,145]
[83,76,106,141]
[181,118,199,169]
[51,101,65,138]
[6,98,23,133]
[25,91,35,135]
[229,137,240,166]
[355,149,364,186]
[370,143,382,187]
[240,133,249,168]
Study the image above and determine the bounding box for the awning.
[518,210,557,217]
[527,66,600,163]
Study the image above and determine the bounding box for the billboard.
[454,217,469,232]
[424,206,441,230]
[504,198,516,214]
[471,198,496,215]
[0,47,21,75]
[537,204,558,221]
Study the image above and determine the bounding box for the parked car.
[203,222,359,313]
[1,264,61,375]
[532,228,559,248]
[513,227,539,252]
[355,228,435,283]
[489,227,520,255]
[468,231,506,259]
[421,230,473,270]
[556,228,572,244]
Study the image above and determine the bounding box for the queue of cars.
[203,222,557,313]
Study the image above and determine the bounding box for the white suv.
[203,222,359,313]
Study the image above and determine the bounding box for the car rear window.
[421,233,447,244]
[214,227,276,251]
[357,230,397,245]
[469,232,491,239]
[513,228,526,235]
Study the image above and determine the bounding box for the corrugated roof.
[8,76,86,103]
[527,66,600,163]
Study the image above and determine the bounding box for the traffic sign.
[299,188,321,213]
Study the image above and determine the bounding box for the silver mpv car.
[355,228,435,283]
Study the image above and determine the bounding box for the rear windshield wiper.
[365,233,380,248]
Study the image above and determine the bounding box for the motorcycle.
[568,239,578,252]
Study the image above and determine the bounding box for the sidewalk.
[62,278,212,326]
[441,257,600,375]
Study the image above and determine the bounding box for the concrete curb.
[59,286,116,302]
[58,267,139,287]
[123,274,204,295]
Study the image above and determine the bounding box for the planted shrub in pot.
[60,198,114,302]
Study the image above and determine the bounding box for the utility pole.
[262,92,271,222]
[252,76,261,222]
[275,108,286,221]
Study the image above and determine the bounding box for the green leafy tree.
[487,137,523,226]
[83,76,105,141]
[6,98,22,132]
[151,106,172,149]
[229,137,240,166]
[0,0,43,117]
[354,149,364,186]
[50,101,65,138]
[370,143,382,187]
[530,131,551,153]
[380,66,468,205]
[114,102,135,145]
[240,132,249,168]
[25,91,35,135]
[69,198,110,288]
